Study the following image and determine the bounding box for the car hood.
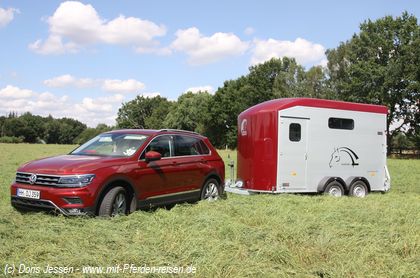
[18,155,123,175]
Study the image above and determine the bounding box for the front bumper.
[11,196,95,216]
[10,182,96,216]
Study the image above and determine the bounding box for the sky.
[0,0,419,127]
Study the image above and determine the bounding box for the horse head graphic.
[329,147,359,168]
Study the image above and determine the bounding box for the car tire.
[349,180,368,197]
[98,186,127,216]
[201,178,221,201]
[324,181,344,197]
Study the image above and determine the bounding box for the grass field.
[0,144,419,277]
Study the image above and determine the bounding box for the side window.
[198,140,210,155]
[328,118,354,130]
[174,135,209,156]
[141,135,173,159]
[289,123,301,142]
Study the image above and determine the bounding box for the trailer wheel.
[349,180,368,198]
[324,181,344,197]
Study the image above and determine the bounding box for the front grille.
[16,172,60,187]
[11,196,58,213]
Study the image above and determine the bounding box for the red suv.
[10,129,225,216]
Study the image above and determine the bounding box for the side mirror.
[145,151,162,163]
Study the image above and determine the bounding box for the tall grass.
[0,144,419,277]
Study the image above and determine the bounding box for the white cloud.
[185,85,214,94]
[251,38,326,66]
[0,6,18,28]
[44,75,145,93]
[44,74,95,88]
[102,79,145,93]
[244,27,255,36]
[171,27,249,65]
[29,1,166,55]
[0,85,33,99]
[29,35,79,55]
[0,85,133,126]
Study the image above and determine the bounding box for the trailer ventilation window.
[289,123,301,142]
[328,118,354,130]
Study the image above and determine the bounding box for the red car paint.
[11,129,225,216]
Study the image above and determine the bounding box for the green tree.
[327,12,420,152]
[391,132,414,154]
[116,95,173,129]
[164,91,213,134]
[20,112,46,143]
[2,117,27,139]
[74,124,112,145]
[57,118,87,144]
[0,116,6,137]
[44,120,62,144]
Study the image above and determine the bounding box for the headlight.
[57,174,95,187]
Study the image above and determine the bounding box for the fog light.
[67,208,82,214]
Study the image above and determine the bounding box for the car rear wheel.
[98,186,127,216]
[201,178,220,201]
[349,180,368,197]
[324,181,344,197]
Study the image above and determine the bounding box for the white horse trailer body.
[232,98,390,196]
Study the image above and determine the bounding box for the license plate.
[17,188,40,199]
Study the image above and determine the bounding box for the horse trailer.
[228,98,391,197]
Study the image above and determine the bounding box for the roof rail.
[158,129,200,135]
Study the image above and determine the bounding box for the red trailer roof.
[240,98,388,116]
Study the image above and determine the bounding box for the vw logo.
[29,174,37,184]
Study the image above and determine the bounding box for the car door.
[277,116,309,191]
[173,135,208,192]
[135,135,180,200]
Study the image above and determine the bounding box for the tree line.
[0,112,111,145]
[1,12,419,152]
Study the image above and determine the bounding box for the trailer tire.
[349,180,368,198]
[324,181,344,197]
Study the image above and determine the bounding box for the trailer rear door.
[277,116,309,191]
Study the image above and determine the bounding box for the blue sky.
[0,0,419,126]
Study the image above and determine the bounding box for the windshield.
[71,133,149,157]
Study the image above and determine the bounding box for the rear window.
[328,118,354,130]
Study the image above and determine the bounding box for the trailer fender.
[317,177,346,193]
[346,177,371,192]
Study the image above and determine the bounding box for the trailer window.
[289,123,301,142]
[328,118,354,130]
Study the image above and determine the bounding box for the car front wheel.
[98,186,127,216]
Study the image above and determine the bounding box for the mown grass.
[0,144,419,277]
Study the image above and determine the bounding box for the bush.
[0,136,24,143]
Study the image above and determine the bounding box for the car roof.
[105,129,206,138]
